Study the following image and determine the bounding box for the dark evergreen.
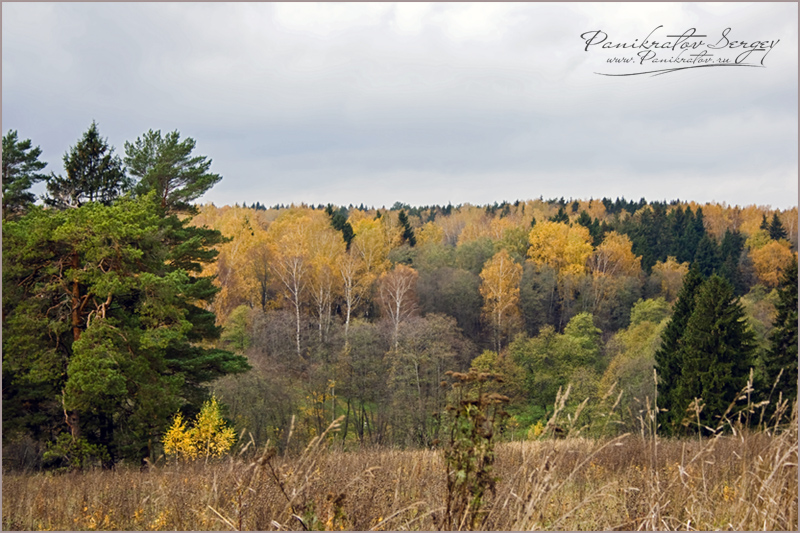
[549,206,569,223]
[398,209,416,247]
[45,122,131,208]
[2,130,48,219]
[718,229,747,295]
[325,204,355,248]
[124,129,222,213]
[768,213,788,241]
[655,264,704,434]
[694,234,722,278]
[761,256,798,412]
[675,275,756,434]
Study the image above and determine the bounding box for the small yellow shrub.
[162,396,235,460]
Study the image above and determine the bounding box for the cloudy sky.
[3,2,797,209]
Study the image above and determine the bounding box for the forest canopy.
[3,125,798,469]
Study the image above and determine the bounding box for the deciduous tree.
[479,249,522,352]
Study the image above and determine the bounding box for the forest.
[2,123,798,469]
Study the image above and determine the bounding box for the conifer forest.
[3,125,798,531]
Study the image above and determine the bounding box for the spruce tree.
[675,275,756,434]
[655,264,704,433]
[768,213,788,241]
[762,256,798,411]
[2,130,48,219]
[694,234,721,278]
[398,209,416,247]
[718,229,746,295]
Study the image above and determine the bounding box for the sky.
[2,2,798,209]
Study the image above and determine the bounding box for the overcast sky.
[3,2,797,209]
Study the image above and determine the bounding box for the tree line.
[2,125,798,469]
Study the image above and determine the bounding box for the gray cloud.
[3,2,797,209]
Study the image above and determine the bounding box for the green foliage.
[2,130,48,218]
[124,129,222,213]
[629,297,671,327]
[655,264,704,434]
[221,305,252,354]
[325,204,355,248]
[441,370,509,531]
[769,213,788,241]
[674,275,757,434]
[45,121,130,208]
[42,433,110,471]
[397,209,417,247]
[762,256,798,409]
[3,193,248,465]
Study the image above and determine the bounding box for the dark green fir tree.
[674,275,756,434]
[761,255,798,415]
[655,264,704,434]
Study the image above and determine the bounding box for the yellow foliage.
[750,241,795,288]
[651,256,689,302]
[527,221,592,277]
[162,396,235,461]
[480,249,522,349]
[589,231,641,278]
[416,221,445,247]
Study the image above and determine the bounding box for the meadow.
[3,409,796,532]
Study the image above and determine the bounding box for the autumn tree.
[527,221,593,327]
[479,249,523,352]
[267,209,315,359]
[308,223,346,342]
[587,231,642,314]
[650,256,689,302]
[339,250,369,346]
[379,263,419,352]
[750,240,795,288]
[2,130,48,219]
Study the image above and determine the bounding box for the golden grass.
[3,415,796,531]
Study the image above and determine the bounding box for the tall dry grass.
[3,405,796,531]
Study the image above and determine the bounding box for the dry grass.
[3,411,796,531]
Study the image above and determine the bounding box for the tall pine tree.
[2,130,48,219]
[124,129,222,213]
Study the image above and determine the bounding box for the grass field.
[3,410,797,531]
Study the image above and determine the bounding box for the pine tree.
[655,264,704,433]
[124,129,222,213]
[674,275,756,434]
[45,122,130,208]
[2,130,48,219]
[2,194,249,465]
[761,256,798,411]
